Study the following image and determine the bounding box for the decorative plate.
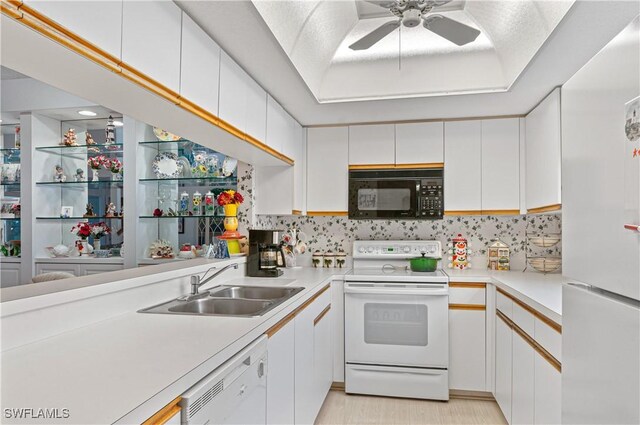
[152,152,183,179]
[221,157,238,177]
[153,127,181,142]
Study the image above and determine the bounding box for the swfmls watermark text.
[4,408,70,420]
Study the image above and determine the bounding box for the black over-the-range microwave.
[348,168,444,220]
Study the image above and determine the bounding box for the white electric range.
[344,240,449,401]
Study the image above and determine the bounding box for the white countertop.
[35,256,124,264]
[0,267,339,424]
[445,269,567,323]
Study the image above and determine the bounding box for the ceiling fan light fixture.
[402,8,421,28]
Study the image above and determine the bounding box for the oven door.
[344,282,449,368]
[348,178,417,219]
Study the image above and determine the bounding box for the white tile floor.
[315,391,508,425]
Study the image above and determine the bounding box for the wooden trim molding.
[0,1,294,166]
[527,204,562,214]
[496,287,562,333]
[482,209,521,216]
[295,283,331,315]
[313,305,331,326]
[445,210,484,216]
[449,303,486,311]
[449,390,495,401]
[266,311,296,338]
[142,396,181,425]
[291,209,303,215]
[266,283,331,337]
[349,163,444,170]
[498,311,562,373]
[449,282,487,288]
[307,211,349,216]
[330,382,346,391]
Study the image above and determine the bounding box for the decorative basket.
[527,257,562,273]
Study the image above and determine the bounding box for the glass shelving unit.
[35,180,124,187]
[0,123,21,260]
[35,143,124,156]
[36,216,124,220]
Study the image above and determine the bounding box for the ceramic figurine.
[54,165,67,182]
[105,202,116,218]
[488,239,510,271]
[85,132,96,146]
[74,168,85,182]
[62,128,78,146]
[83,203,96,217]
[105,116,116,145]
[447,233,472,270]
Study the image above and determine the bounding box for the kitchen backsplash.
[237,161,561,271]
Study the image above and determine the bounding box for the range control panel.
[352,240,442,259]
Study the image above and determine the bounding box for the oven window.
[357,188,411,211]
[363,303,428,346]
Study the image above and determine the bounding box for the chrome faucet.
[190,263,239,297]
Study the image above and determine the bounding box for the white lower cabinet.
[534,353,561,424]
[266,286,333,425]
[0,261,21,287]
[495,316,513,424]
[34,261,123,277]
[512,332,535,425]
[449,309,486,391]
[267,318,295,425]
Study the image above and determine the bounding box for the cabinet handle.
[624,224,640,232]
[313,305,331,326]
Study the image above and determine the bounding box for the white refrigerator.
[561,14,640,425]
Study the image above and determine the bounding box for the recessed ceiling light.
[78,110,97,117]
[113,120,124,127]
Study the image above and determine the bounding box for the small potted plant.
[71,222,92,255]
[9,203,20,218]
[89,222,111,250]
[104,158,123,181]
[216,190,244,238]
[87,155,106,182]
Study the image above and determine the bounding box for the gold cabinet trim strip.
[497,310,561,373]
[449,282,487,288]
[348,163,444,170]
[497,287,562,334]
[313,305,331,326]
[0,1,294,165]
[142,396,182,425]
[449,303,486,310]
[307,211,349,216]
[445,210,521,216]
[527,204,562,214]
[266,283,331,338]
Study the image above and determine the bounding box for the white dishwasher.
[181,336,267,425]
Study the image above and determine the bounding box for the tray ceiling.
[252,0,574,103]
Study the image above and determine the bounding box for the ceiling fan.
[349,0,481,50]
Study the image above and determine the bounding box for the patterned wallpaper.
[236,162,561,271]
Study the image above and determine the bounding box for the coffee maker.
[247,229,286,277]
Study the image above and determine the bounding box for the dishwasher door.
[181,336,268,425]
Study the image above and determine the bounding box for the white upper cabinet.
[293,123,306,213]
[26,1,123,59]
[307,127,349,213]
[122,1,182,93]
[244,76,267,143]
[348,124,395,165]
[395,122,444,165]
[481,118,520,212]
[444,121,482,212]
[525,88,562,211]
[266,95,289,155]
[219,51,248,132]
[180,13,220,116]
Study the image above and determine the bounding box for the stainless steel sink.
[209,286,302,300]
[139,285,304,317]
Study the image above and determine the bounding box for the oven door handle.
[344,285,448,296]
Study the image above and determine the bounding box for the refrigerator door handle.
[623,224,640,232]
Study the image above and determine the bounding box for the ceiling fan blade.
[364,0,397,9]
[349,20,401,50]
[423,14,480,46]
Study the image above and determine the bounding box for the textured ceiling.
[252,0,574,102]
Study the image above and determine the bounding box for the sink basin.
[168,298,273,316]
[209,286,303,300]
[139,285,305,317]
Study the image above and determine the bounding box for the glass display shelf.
[35,180,124,186]
[36,216,123,220]
[0,148,21,153]
[35,144,124,156]
[139,176,235,184]
[0,182,20,186]
[0,217,20,221]
[139,214,225,219]
[139,139,193,148]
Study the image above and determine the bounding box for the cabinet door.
[534,353,561,425]
[293,123,306,213]
[80,264,124,276]
[449,309,486,391]
[35,263,78,276]
[495,315,512,424]
[395,122,444,165]
[0,264,21,287]
[307,127,349,213]
[313,301,333,412]
[254,166,294,215]
[444,121,482,212]
[26,0,123,59]
[180,13,220,116]
[481,118,520,212]
[525,88,562,211]
[348,124,395,165]
[266,95,289,154]
[219,51,248,132]
[267,319,295,425]
[331,280,345,383]
[122,1,182,92]
[245,76,267,142]
[512,332,535,425]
